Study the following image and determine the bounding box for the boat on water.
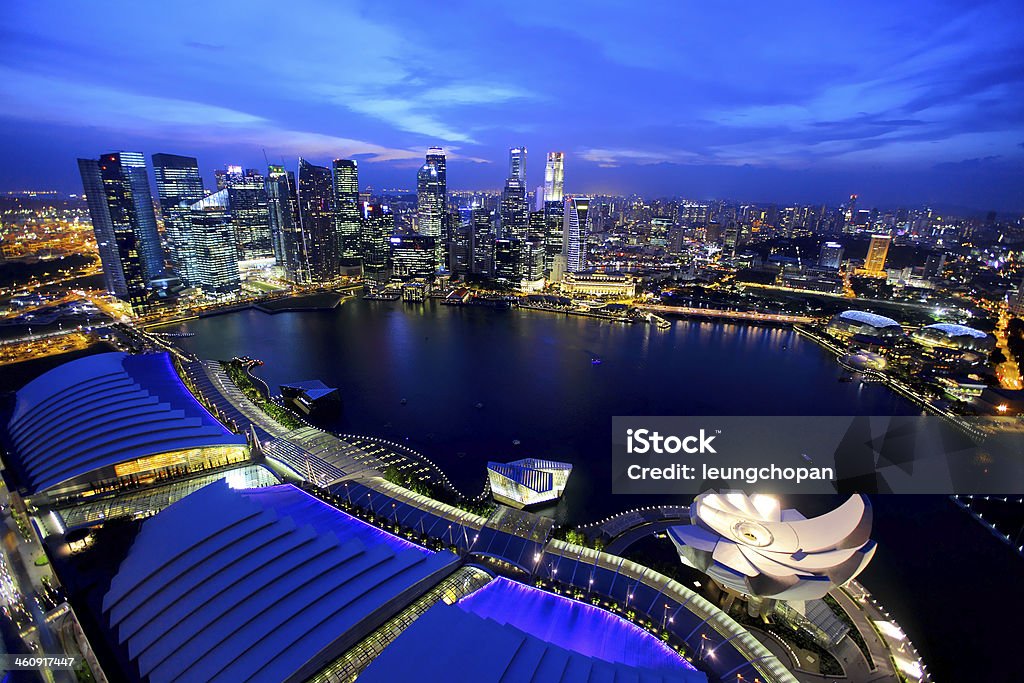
[591,357,603,365]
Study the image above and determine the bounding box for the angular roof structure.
[486,458,572,494]
[359,577,705,683]
[103,482,457,683]
[5,352,246,494]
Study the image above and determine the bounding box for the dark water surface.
[160,298,1021,681]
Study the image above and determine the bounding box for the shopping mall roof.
[103,482,457,683]
[359,576,705,683]
[5,352,246,495]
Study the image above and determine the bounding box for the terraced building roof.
[5,352,246,495]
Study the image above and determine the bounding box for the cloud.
[0,68,424,162]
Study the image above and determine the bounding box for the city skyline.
[2,2,1023,210]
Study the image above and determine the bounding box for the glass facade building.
[152,153,205,288]
[332,159,361,262]
[297,158,337,283]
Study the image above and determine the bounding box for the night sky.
[2,1,1023,210]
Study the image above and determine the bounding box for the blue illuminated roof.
[920,323,988,339]
[103,482,457,683]
[837,310,901,329]
[6,352,246,494]
[360,577,704,682]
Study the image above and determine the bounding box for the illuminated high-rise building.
[390,234,437,280]
[151,153,205,288]
[864,234,891,274]
[499,177,529,240]
[543,199,564,275]
[508,146,527,184]
[361,203,394,284]
[818,241,844,270]
[562,196,591,273]
[471,208,495,275]
[266,165,304,281]
[416,147,446,270]
[297,158,337,283]
[843,194,858,233]
[77,152,164,311]
[226,170,273,266]
[188,190,241,295]
[215,165,243,191]
[543,152,564,203]
[332,159,361,262]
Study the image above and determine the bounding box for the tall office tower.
[543,152,564,203]
[818,241,845,270]
[520,237,546,286]
[215,165,243,191]
[151,153,205,288]
[449,223,472,278]
[417,147,447,270]
[543,199,564,274]
[499,176,529,240]
[188,190,241,295]
[77,158,143,307]
[493,238,518,284]
[562,196,591,273]
[528,210,546,240]
[332,159,361,262]
[864,234,891,273]
[297,158,337,283]
[77,152,164,310]
[226,170,273,265]
[508,146,527,184]
[361,203,394,284]
[266,165,304,282]
[471,208,495,275]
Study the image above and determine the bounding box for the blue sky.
[2,0,1023,210]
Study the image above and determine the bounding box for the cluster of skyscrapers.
[77,145,594,311]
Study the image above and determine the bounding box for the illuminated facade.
[226,169,274,266]
[152,153,205,287]
[189,190,241,295]
[5,352,247,501]
[361,203,394,284]
[562,197,591,273]
[487,458,573,508]
[863,234,891,274]
[668,491,876,601]
[332,159,362,261]
[297,158,337,283]
[911,323,994,351]
[543,151,564,203]
[417,147,446,269]
[561,272,636,297]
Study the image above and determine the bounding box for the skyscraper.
[562,197,591,273]
[297,158,336,283]
[417,147,446,270]
[215,165,243,191]
[152,153,205,288]
[361,203,394,285]
[226,170,273,265]
[543,152,564,203]
[332,159,361,262]
[818,241,845,270]
[864,234,891,274]
[266,165,304,282]
[471,208,495,275]
[188,190,241,295]
[509,146,527,184]
[543,200,564,275]
[499,176,529,240]
[77,152,164,311]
